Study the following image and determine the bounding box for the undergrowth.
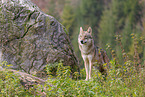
[0,59,144,96]
[42,59,145,97]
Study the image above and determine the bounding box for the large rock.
[0,0,79,74]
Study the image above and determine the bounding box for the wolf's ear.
[87,27,92,34]
[80,27,83,33]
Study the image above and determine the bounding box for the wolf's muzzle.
[81,40,87,44]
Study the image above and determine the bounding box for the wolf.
[78,27,109,81]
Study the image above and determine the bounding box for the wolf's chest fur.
[79,41,93,55]
[79,43,100,65]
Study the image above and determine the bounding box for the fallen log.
[0,66,48,96]
[0,66,46,84]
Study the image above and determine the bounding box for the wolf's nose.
[81,40,84,44]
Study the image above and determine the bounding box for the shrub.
[43,59,145,96]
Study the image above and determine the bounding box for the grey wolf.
[78,27,109,81]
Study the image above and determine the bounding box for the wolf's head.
[78,27,93,45]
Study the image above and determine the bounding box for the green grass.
[0,60,145,97]
[0,60,144,97]
[43,60,145,97]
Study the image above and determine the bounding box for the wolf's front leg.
[89,61,92,79]
[84,60,89,81]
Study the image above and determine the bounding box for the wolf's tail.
[100,49,110,69]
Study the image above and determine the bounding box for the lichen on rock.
[0,0,79,74]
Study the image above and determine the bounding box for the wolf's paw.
[85,78,89,81]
